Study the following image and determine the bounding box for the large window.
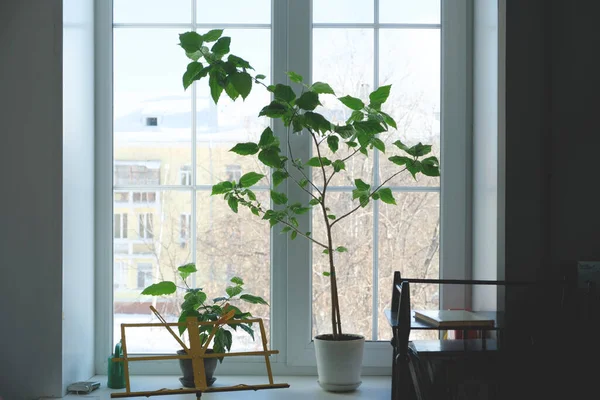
[101,0,469,373]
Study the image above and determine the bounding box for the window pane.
[113,0,191,24]
[380,0,440,24]
[196,0,271,24]
[114,28,192,186]
[113,191,193,353]
[377,192,440,341]
[196,191,271,351]
[313,0,374,23]
[379,29,440,187]
[196,29,271,185]
[312,192,373,338]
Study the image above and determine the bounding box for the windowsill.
[64,375,391,399]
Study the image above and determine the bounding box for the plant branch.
[341,147,361,163]
[330,166,408,228]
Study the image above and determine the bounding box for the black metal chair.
[388,272,571,400]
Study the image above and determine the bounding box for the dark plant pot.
[176,349,218,388]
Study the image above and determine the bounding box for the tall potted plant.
[177,29,440,391]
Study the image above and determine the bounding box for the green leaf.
[323,271,331,277]
[290,231,298,240]
[239,172,264,188]
[240,294,269,305]
[274,84,296,103]
[309,198,320,206]
[280,226,292,234]
[251,207,259,216]
[409,143,432,157]
[209,72,224,104]
[229,71,252,100]
[178,263,197,280]
[406,159,422,178]
[245,189,257,201]
[327,214,336,220]
[296,91,321,111]
[238,323,255,340]
[290,217,299,228]
[227,196,239,213]
[334,125,355,139]
[359,194,370,208]
[303,112,331,133]
[258,147,282,168]
[299,178,309,188]
[211,36,231,55]
[371,138,386,152]
[224,81,239,101]
[378,188,396,205]
[393,139,411,153]
[327,135,339,153]
[230,276,244,286]
[332,160,346,172]
[286,71,303,83]
[227,54,252,69]
[230,142,259,155]
[178,309,200,336]
[270,190,288,205]
[226,285,243,298]
[388,155,412,166]
[259,101,288,118]
[255,74,266,80]
[211,181,233,195]
[347,110,364,123]
[336,246,348,252]
[183,61,204,90]
[355,178,370,191]
[202,29,223,42]
[338,95,365,111]
[308,157,331,167]
[354,120,386,135]
[258,127,277,148]
[179,32,203,53]
[272,170,288,187]
[293,207,310,215]
[421,156,441,177]
[311,82,335,95]
[272,170,290,187]
[380,111,397,129]
[323,249,329,255]
[213,296,228,303]
[369,85,391,108]
[346,141,358,148]
[141,281,176,296]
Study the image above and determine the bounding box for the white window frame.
[95,0,471,375]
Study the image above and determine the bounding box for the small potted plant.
[141,262,268,388]
[177,29,440,391]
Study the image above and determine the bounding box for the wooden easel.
[110,305,289,398]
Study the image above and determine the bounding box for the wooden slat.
[109,383,291,398]
[258,319,274,384]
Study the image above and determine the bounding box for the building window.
[180,213,191,246]
[114,213,128,239]
[114,261,127,289]
[145,117,158,126]
[138,213,153,239]
[114,162,160,186]
[114,191,129,203]
[226,164,242,182]
[179,165,192,186]
[132,191,157,203]
[136,263,153,289]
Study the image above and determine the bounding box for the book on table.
[413,309,495,328]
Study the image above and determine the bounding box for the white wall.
[62,0,95,392]
[0,1,64,398]
[471,0,499,310]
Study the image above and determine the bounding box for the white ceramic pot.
[314,334,365,392]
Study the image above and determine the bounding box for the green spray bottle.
[107,340,126,389]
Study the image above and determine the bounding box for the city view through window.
[112,0,441,354]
